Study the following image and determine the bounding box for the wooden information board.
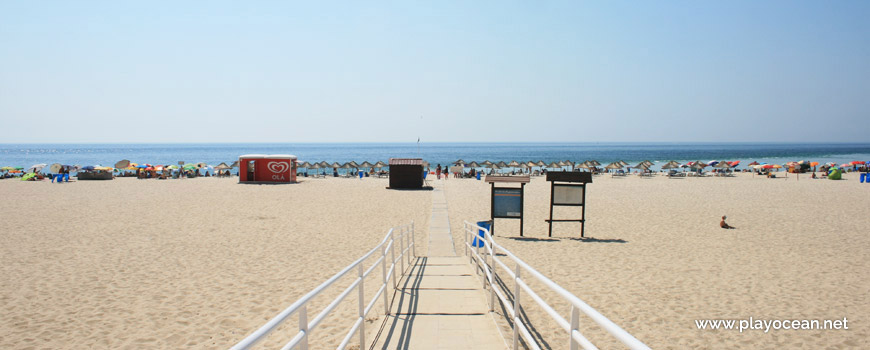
[545,172,592,237]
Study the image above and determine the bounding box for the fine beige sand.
[1,172,868,349]
[442,172,869,349]
[0,176,429,350]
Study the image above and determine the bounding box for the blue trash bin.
[861,173,866,183]
[359,171,364,179]
[472,221,491,247]
[476,172,481,180]
[423,171,427,179]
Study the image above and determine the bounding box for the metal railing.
[232,222,416,350]
[463,221,649,350]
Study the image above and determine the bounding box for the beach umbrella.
[348,161,360,168]
[374,161,387,168]
[81,165,96,171]
[453,159,466,166]
[690,161,706,170]
[359,161,373,169]
[330,162,341,169]
[214,162,232,170]
[747,161,759,166]
[230,161,239,168]
[49,163,63,173]
[605,162,622,170]
[1,166,17,171]
[575,162,590,170]
[496,161,507,168]
[714,161,732,169]
[557,160,567,167]
[535,160,546,167]
[660,162,678,170]
[467,161,481,168]
[21,173,37,181]
[114,160,130,169]
[707,160,719,166]
[341,162,354,169]
[729,161,740,167]
[772,164,782,169]
[547,161,560,170]
[318,161,329,168]
[27,164,47,173]
[850,161,864,165]
[482,160,493,166]
[508,160,520,167]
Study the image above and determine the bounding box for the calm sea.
[1,143,869,170]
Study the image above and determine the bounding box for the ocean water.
[1,143,869,170]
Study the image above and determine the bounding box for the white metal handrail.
[232,222,416,350]
[463,221,649,350]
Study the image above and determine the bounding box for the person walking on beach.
[436,164,442,179]
[720,216,735,229]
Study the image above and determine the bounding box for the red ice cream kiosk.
[238,154,298,184]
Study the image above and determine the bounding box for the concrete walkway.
[370,183,505,349]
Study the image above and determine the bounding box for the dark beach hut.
[388,158,424,189]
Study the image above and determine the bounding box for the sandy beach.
[444,172,870,349]
[1,173,868,349]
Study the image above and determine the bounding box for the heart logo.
[267,161,289,174]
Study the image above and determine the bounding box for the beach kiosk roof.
[388,158,425,189]
[238,154,298,184]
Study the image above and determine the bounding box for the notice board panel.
[493,188,522,218]
[553,184,584,205]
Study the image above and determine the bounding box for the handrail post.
[390,230,397,289]
[358,264,366,348]
[299,305,309,350]
[512,264,521,350]
[488,241,495,312]
[475,232,481,276]
[381,242,389,316]
[399,227,405,275]
[464,222,469,258]
[411,221,416,258]
[569,305,579,350]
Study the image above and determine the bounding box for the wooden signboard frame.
[545,171,592,237]
[486,175,530,236]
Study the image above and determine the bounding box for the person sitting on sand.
[720,215,735,229]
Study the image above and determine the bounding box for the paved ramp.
[370,183,505,349]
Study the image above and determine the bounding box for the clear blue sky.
[1,1,868,143]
